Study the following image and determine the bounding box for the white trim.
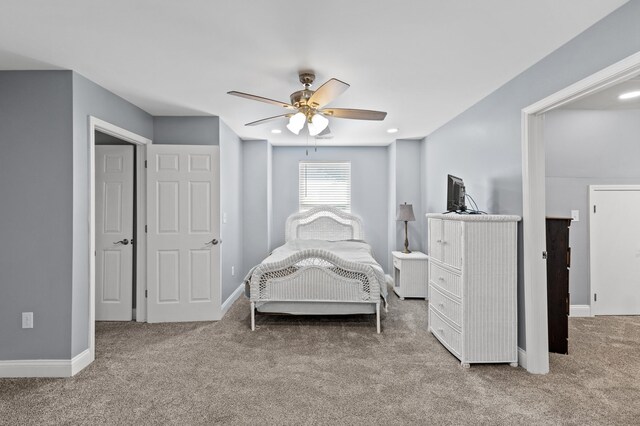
[521,50,640,375]
[89,117,151,364]
[70,349,92,376]
[570,305,592,317]
[588,185,640,192]
[517,347,527,369]
[0,349,91,378]
[221,283,245,316]
[588,185,640,316]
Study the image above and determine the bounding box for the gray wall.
[545,109,640,304]
[0,71,73,360]
[271,146,390,272]
[153,116,219,145]
[393,140,424,253]
[242,140,272,277]
[219,121,243,301]
[387,142,396,271]
[422,0,640,349]
[387,140,425,271]
[2,74,242,361]
[71,73,154,356]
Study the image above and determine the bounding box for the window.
[299,161,351,212]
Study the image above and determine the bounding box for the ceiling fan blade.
[228,91,296,110]
[320,108,387,121]
[307,78,350,108]
[245,113,292,126]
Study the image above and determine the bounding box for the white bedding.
[245,239,388,300]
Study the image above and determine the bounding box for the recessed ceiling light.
[387,128,399,134]
[618,90,640,100]
[271,129,282,134]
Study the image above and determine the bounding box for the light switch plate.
[22,312,33,329]
[571,210,579,222]
[223,213,228,224]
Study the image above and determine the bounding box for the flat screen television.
[447,174,466,212]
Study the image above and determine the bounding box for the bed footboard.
[248,249,384,333]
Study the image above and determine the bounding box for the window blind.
[299,161,351,212]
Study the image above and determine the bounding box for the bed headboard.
[285,206,365,242]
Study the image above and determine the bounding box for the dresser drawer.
[429,262,462,298]
[430,284,462,328]
[429,307,462,358]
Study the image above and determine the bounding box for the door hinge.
[145,290,148,298]
[594,293,597,302]
[145,225,148,233]
[593,205,596,213]
[145,160,147,168]
[94,250,96,256]
[542,251,547,260]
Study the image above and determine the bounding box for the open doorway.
[521,51,640,374]
[543,74,640,353]
[88,117,151,362]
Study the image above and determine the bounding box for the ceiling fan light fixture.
[308,113,329,136]
[312,113,329,131]
[286,122,302,135]
[287,112,306,134]
[308,122,320,136]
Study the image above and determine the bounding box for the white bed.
[244,207,388,333]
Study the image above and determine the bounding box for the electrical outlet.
[22,312,33,329]
[571,210,580,222]
[231,266,235,276]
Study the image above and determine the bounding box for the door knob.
[206,238,221,246]
[114,239,129,245]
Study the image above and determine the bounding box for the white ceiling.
[560,75,640,110]
[0,0,628,146]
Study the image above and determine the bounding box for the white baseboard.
[0,349,92,378]
[71,349,93,376]
[518,347,527,369]
[570,305,592,317]
[221,283,245,317]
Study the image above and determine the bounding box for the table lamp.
[397,202,416,253]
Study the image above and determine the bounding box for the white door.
[590,186,640,315]
[95,145,134,321]
[146,145,220,322]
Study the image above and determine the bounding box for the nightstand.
[391,251,429,300]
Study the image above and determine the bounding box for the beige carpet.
[1,294,640,425]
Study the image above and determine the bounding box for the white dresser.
[426,213,520,367]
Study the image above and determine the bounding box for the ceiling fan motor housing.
[298,71,315,87]
[290,90,314,109]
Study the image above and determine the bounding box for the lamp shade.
[286,112,306,135]
[309,113,329,136]
[396,203,415,221]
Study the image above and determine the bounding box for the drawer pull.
[436,239,442,243]
[438,276,444,281]
[438,302,445,309]
[438,328,444,334]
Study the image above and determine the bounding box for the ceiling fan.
[228,71,387,136]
